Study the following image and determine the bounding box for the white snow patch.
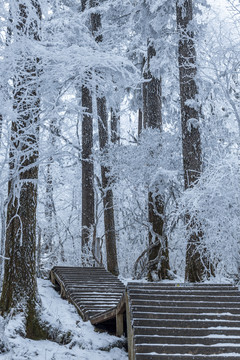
[0,279,127,360]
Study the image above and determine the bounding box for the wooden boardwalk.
[50,268,240,359]
[126,282,240,360]
[50,266,125,321]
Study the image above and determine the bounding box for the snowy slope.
[0,279,127,360]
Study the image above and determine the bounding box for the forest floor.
[0,278,128,360]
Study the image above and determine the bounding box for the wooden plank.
[129,289,239,296]
[133,318,240,328]
[129,294,240,301]
[130,299,240,307]
[134,335,240,345]
[135,344,240,355]
[132,311,240,320]
[135,355,240,360]
[128,282,236,288]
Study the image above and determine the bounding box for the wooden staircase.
[127,283,240,360]
[50,266,125,321]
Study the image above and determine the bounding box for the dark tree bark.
[81,0,95,264]
[43,121,57,255]
[0,0,46,339]
[143,45,162,130]
[143,44,170,281]
[97,98,119,276]
[0,114,2,144]
[176,0,213,282]
[44,163,54,252]
[0,204,5,292]
[91,1,119,276]
[110,108,120,144]
[142,57,148,130]
[176,0,202,188]
[138,108,143,138]
[81,85,94,264]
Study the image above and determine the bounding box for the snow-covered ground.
[0,279,128,360]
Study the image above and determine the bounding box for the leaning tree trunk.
[176,0,213,282]
[91,1,119,276]
[0,0,46,339]
[143,44,170,281]
[81,0,95,265]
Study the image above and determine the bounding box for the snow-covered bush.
[172,151,240,279]
[98,128,181,277]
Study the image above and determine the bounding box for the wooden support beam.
[126,290,135,360]
[116,292,126,337]
[116,312,124,337]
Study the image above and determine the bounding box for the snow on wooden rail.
[50,266,125,321]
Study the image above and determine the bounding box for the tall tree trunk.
[0,0,45,339]
[81,0,95,265]
[91,1,119,275]
[81,85,95,264]
[97,98,119,276]
[176,0,212,282]
[143,44,170,281]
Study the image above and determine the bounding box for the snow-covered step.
[133,318,240,328]
[135,355,240,360]
[127,282,240,360]
[128,283,237,290]
[135,344,240,355]
[132,312,240,321]
[129,289,239,295]
[131,299,240,308]
[134,335,240,345]
[134,326,240,337]
[129,294,240,302]
[132,305,240,314]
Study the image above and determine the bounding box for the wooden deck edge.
[90,291,126,337]
[116,292,126,314]
[90,307,116,325]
